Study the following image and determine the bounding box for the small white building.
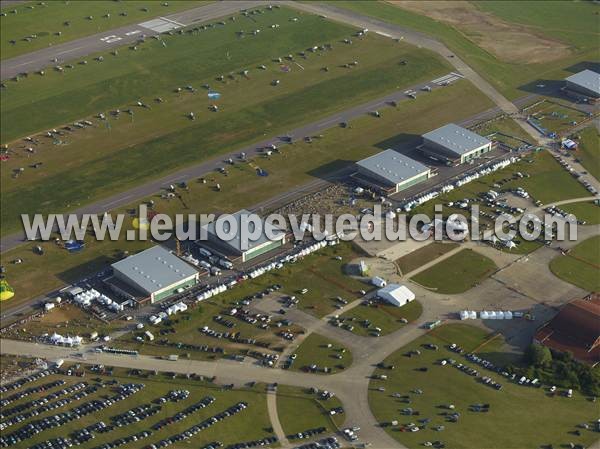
[377,284,415,307]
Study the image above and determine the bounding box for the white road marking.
[125,30,142,36]
[375,30,392,38]
[160,16,185,27]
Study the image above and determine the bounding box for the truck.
[167,354,179,361]
[198,247,212,258]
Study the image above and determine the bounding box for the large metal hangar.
[201,209,287,263]
[354,149,431,194]
[421,123,492,165]
[564,69,600,100]
[110,245,199,303]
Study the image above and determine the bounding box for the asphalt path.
[0,72,458,253]
[1,0,268,80]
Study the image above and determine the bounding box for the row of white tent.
[73,288,123,312]
[459,310,514,320]
[149,301,188,324]
[48,332,84,346]
[195,238,340,304]
[402,157,518,212]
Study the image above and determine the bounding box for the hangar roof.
[423,123,491,156]
[203,209,286,253]
[565,69,600,97]
[356,149,430,186]
[112,245,197,294]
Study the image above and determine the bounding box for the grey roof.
[423,123,491,156]
[356,149,430,186]
[565,69,600,97]
[203,209,286,253]
[112,245,197,294]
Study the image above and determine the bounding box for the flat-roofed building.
[422,123,492,164]
[565,69,600,99]
[355,149,431,194]
[201,209,287,262]
[111,245,199,303]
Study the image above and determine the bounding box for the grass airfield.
[1,6,453,235]
[0,1,206,60]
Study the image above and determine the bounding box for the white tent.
[377,284,415,307]
[503,311,513,320]
[469,310,477,320]
[459,310,469,320]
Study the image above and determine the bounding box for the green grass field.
[368,323,599,449]
[471,116,534,147]
[550,235,600,292]
[333,1,600,99]
[0,1,206,60]
[289,333,352,374]
[574,125,600,181]
[0,80,495,306]
[561,201,600,226]
[339,300,422,337]
[411,249,497,294]
[276,385,345,437]
[527,100,592,136]
[396,242,459,275]
[1,6,454,235]
[5,366,275,449]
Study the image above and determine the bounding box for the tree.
[525,343,552,366]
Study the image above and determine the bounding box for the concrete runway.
[1,0,268,80]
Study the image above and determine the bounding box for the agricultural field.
[550,235,600,292]
[338,300,422,337]
[333,0,600,99]
[1,80,495,306]
[573,125,600,181]
[411,249,497,294]
[368,323,599,449]
[395,242,459,275]
[0,365,277,449]
[2,303,128,341]
[0,1,206,60]
[288,333,353,374]
[0,6,454,235]
[276,385,346,437]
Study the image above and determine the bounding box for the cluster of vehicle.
[226,436,278,448]
[555,153,598,195]
[0,369,57,394]
[0,383,144,447]
[401,157,519,212]
[288,427,327,441]
[0,379,65,407]
[142,401,248,449]
[161,340,225,355]
[90,430,153,449]
[0,382,89,430]
[342,427,360,441]
[294,436,340,449]
[151,396,216,431]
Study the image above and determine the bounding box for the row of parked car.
[0,379,66,408]
[0,383,144,447]
[152,396,216,431]
[294,436,340,449]
[0,368,57,394]
[142,402,248,449]
[226,436,278,449]
[1,382,90,430]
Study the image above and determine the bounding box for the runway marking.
[125,30,142,36]
[160,16,185,27]
[100,35,118,42]
[375,30,392,38]
[139,17,182,32]
[105,37,122,44]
